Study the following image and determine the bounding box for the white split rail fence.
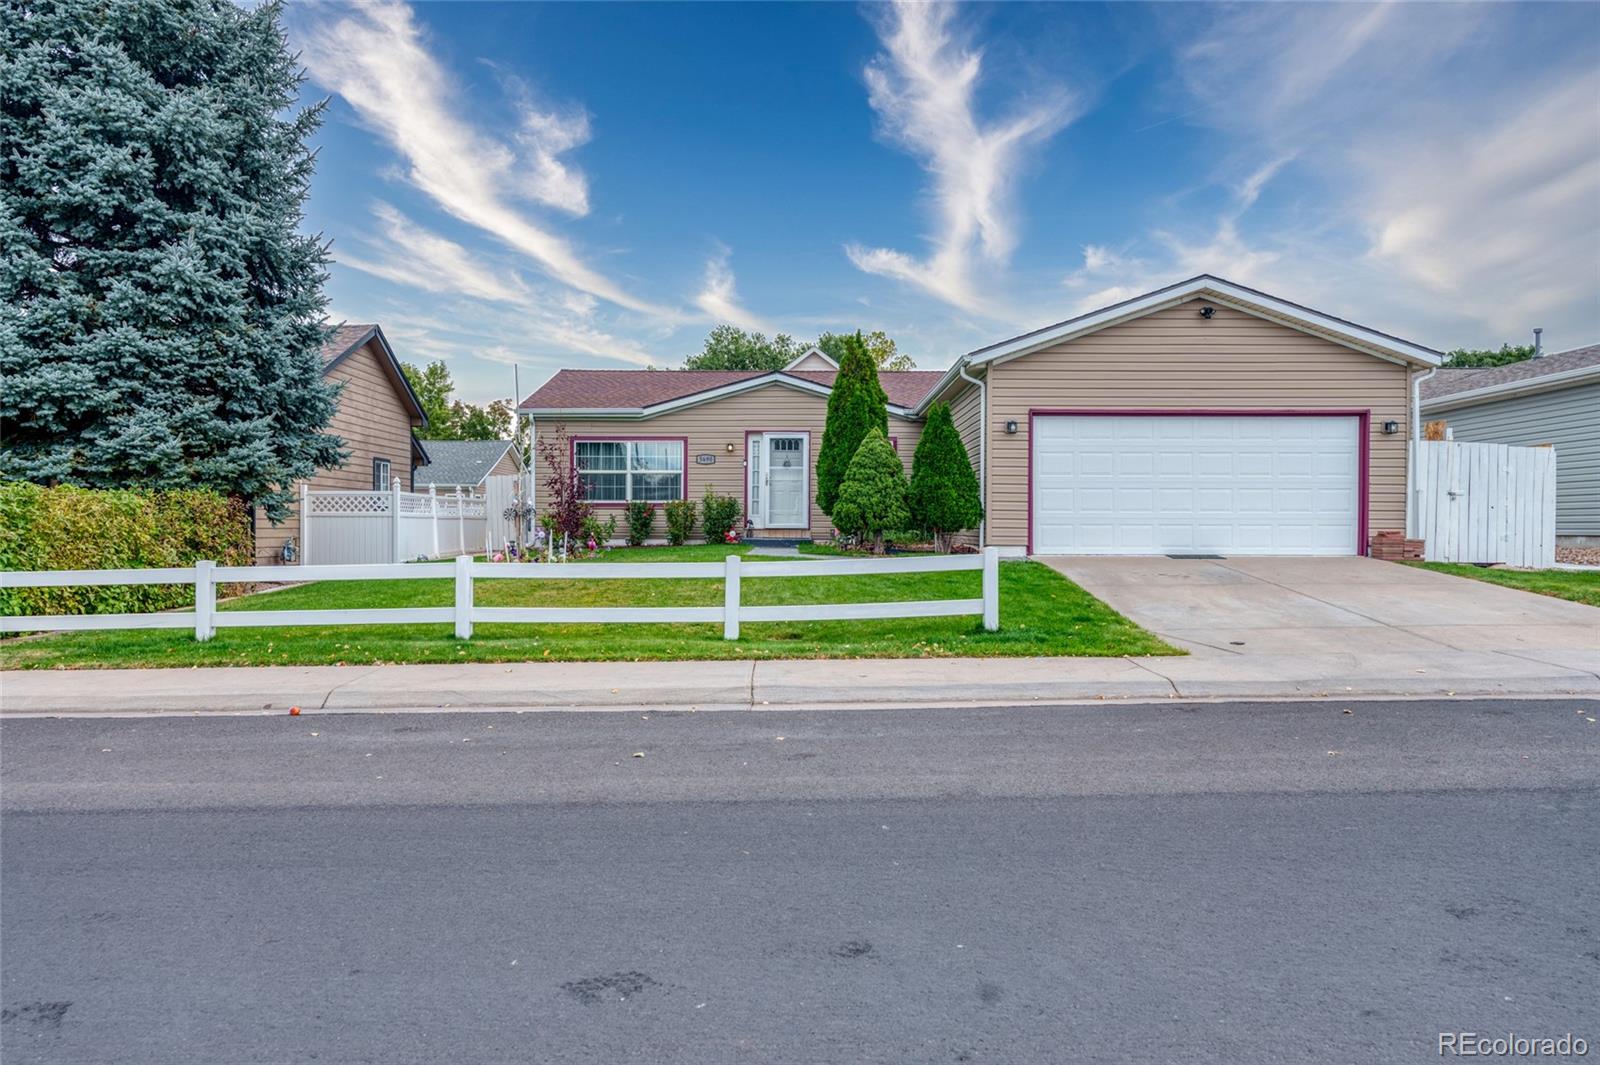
[1,548,1001,642]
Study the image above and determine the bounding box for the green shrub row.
[0,483,253,617]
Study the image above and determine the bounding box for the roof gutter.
[958,359,987,549]
[1411,366,1439,443]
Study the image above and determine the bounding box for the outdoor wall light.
[1004,420,1019,434]
[725,442,735,452]
[1382,420,1400,434]
[1199,305,1216,319]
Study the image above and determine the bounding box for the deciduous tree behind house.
[816,330,914,371]
[402,359,513,441]
[0,0,340,521]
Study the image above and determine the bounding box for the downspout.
[958,360,987,548]
[1408,364,1439,537]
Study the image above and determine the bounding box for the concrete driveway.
[1038,555,1600,664]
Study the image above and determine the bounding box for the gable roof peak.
[965,275,1442,369]
[783,346,840,370]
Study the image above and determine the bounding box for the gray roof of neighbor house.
[1421,343,1600,404]
[414,439,517,488]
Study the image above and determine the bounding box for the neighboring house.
[414,438,523,493]
[253,323,429,565]
[519,276,1444,556]
[1420,343,1600,545]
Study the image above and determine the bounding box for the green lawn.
[0,544,1179,669]
[1412,562,1600,607]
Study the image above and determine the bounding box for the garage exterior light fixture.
[1004,420,1019,434]
[1382,420,1400,434]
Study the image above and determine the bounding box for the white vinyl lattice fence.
[1407,440,1557,567]
[302,480,487,565]
[0,550,1002,641]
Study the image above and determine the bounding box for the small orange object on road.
[289,706,301,716]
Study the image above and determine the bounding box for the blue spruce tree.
[0,0,342,520]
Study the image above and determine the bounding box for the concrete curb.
[4,651,1598,716]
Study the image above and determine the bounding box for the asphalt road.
[3,699,1597,1064]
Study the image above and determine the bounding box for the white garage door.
[1032,414,1361,555]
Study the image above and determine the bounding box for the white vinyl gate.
[1407,441,1556,567]
[483,474,529,554]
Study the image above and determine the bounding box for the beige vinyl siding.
[254,339,420,565]
[945,379,984,548]
[787,351,837,371]
[984,299,1411,550]
[486,449,522,480]
[533,382,922,539]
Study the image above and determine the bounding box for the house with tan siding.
[520,277,1444,555]
[253,323,429,565]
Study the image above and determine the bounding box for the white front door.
[749,433,809,529]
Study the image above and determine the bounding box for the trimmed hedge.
[0,483,253,617]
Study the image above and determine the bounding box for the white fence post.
[454,554,473,639]
[299,482,311,565]
[456,487,466,556]
[193,560,215,641]
[391,478,403,563]
[981,546,1000,632]
[723,553,740,640]
[429,485,440,559]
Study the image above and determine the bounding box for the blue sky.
[290,1,1600,404]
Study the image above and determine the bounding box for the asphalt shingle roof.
[415,439,516,488]
[321,323,378,367]
[518,369,947,412]
[1421,344,1600,402]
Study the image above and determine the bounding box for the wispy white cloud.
[505,76,593,216]
[296,0,669,317]
[338,202,530,305]
[334,205,656,371]
[1059,3,1598,347]
[1358,75,1600,333]
[846,1,1074,314]
[692,246,770,332]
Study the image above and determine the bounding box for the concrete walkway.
[5,557,1596,715]
[3,646,1597,716]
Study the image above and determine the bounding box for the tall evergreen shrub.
[908,402,983,551]
[830,429,909,554]
[815,331,888,516]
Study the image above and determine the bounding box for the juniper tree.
[0,0,341,520]
[908,401,982,552]
[830,428,908,554]
[815,331,888,515]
